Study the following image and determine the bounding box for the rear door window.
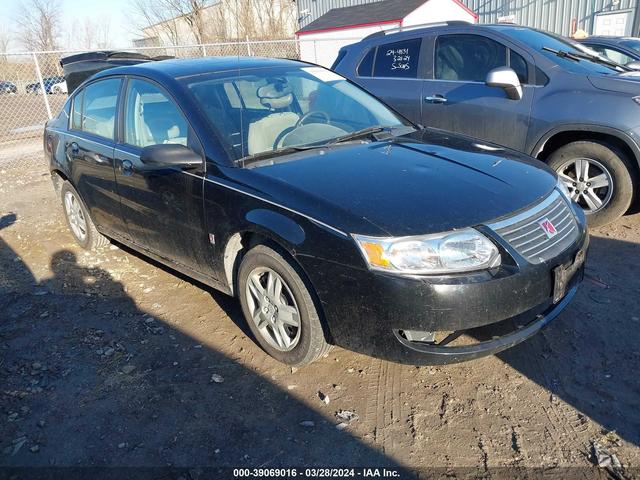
[81,78,121,140]
[373,38,422,78]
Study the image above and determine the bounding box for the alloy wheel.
[556,157,613,213]
[245,267,301,352]
[64,191,88,242]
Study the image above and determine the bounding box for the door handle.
[425,95,448,104]
[120,159,133,174]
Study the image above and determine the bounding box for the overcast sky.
[5,0,136,51]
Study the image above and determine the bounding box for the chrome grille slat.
[526,225,577,258]
[487,191,580,264]
[520,220,575,254]
[499,201,564,236]
[513,231,547,248]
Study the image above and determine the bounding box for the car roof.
[582,36,638,41]
[91,56,306,82]
[355,22,537,45]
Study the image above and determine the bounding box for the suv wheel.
[60,181,109,250]
[547,141,635,227]
[238,244,331,366]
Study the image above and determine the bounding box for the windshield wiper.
[235,125,415,166]
[235,144,326,166]
[326,125,388,145]
[543,46,630,71]
[542,46,582,62]
[327,124,415,146]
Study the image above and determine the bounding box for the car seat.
[247,80,299,155]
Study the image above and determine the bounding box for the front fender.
[245,208,306,247]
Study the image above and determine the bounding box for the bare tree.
[209,0,296,41]
[15,0,62,51]
[131,0,212,45]
[130,0,296,46]
[79,18,112,50]
[0,27,9,64]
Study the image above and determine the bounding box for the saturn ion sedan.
[44,57,588,365]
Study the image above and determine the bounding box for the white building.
[297,0,477,68]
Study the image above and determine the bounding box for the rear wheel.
[60,181,109,250]
[547,141,635,227]
[238,244,331,366]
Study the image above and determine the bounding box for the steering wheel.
[295,110,330,128]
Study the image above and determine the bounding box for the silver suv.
[334,23,640,227]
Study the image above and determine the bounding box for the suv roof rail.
[362,20,473,40]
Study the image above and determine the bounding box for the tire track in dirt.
[365,358,406,455]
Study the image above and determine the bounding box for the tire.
[547,141,636,228]
[237,244,331,366]
[60,181,110,250]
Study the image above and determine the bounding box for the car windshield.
[492,26,619,75]
[620,38,640,54]
[185,65,409,165]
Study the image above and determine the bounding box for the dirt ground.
[1,155,640,478]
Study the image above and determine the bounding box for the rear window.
[373,38,422,78]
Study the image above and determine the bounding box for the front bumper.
[298,203,588,365]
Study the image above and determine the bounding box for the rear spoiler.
[60,51,173,94]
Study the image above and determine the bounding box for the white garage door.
[594,10,633,36]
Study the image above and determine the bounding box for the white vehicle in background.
[51,80,68,94]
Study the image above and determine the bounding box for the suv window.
[373,38,422,78]
[124,79,189,148]
[80,78,121,139]
[357,48,376,77]
[435,35,507,82]
[510,49,529,83]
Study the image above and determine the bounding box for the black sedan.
[577,36,640,66]
[44,57,588,365]
[26,76,65,94]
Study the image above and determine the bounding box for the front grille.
[487,191,579,264]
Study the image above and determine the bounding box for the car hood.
[588,72,640,94]
[226,129,557,237]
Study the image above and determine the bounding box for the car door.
[113,77,211,274]
[421,33,534,151]
[350,37,426,125]
[65,77,129,238]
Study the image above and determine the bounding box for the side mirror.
[485,66,523,100]
[625,60,640,71]
[140,143,201,167]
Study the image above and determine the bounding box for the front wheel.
[238,244,331,366]
[547,141,635,227]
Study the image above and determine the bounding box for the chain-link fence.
[0,39,301,168]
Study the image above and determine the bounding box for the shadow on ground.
[0,214,407,473]
[497,233,640,446]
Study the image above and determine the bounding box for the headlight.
[352,229,501,275]
[556,176,572,201]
